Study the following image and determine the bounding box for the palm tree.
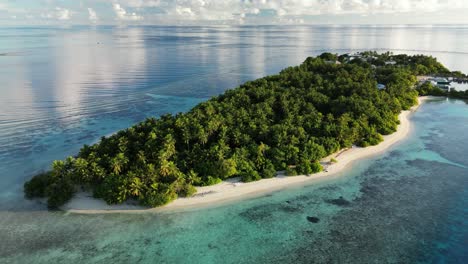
[89,162,105,182]
[159,134,176,160]
[118,136,128,153]
[137,150,147,166]
[110,159,122,175]
[159,159,171,177]
[206,118,221,136]
[110,153,128,175]
[129,177,143,197]
[73,158,89,183]
[175,116,191,148]
[52,159,67,178]
[186,170,200,185]
[198,128,208,145]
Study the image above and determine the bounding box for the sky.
[0,0,468,26]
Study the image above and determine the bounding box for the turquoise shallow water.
[1,26,468,263]
[1,99,467,263]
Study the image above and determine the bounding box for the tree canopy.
[25,51,451,209]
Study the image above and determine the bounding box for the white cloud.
[41,7,71,20]
[56,7,71,20]
[113,3,143,21]
[2,0,468,25]
[111,0,468,20]
[125,0,164,8]
[88,8,98,22]
[175,6,195,17]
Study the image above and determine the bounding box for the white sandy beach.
[64,97,429,214]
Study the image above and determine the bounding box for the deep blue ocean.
[0,25,467,263]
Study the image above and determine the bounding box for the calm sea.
[0,25,467,263]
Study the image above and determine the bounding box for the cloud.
[125,0,164,8]
[41,7,71,20]
[111,0,468,20]
[88,8,98,22]
[175,6,195,17]
[2,0,468,25]
[56,7,71,20]
[113,3,143,21]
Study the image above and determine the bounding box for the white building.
[325,60,341,65]
[377,84,386,90]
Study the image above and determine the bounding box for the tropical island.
[24,51,467,210]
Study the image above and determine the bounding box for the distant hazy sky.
[1,0,467,25]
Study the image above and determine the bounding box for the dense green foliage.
[416,79,468,99]
[25,52,451,209]
[416,82,446,96]
[447,89,468,99]
[416,78,468,100]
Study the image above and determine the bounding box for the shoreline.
[64,97,429,214]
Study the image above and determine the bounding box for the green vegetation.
[447,89,468,100]
[25,52,450,209]
[330,158,338,163]
[416,82,446,96]
[416,79,468,100]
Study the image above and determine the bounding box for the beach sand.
[64,97,429,214]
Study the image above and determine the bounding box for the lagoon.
[0,26,467,263]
